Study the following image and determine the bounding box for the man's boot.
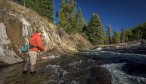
[23,56,29,74]
[30,65,36,74]
[23,62,28,74]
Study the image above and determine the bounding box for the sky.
[53,0,146,31]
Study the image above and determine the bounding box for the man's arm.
[36,36,45,51]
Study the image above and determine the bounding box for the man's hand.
[20,54,26,61]
[44,45,49,52]
[42,47,47,53]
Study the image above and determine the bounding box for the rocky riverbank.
[103,46,146,55]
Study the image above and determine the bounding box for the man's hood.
[31,33,40,37]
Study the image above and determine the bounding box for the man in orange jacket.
[23,31,46,74]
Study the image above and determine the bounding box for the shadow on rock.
[122,63,146,77]
[85,65,111,84]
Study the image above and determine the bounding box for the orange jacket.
[29,33,45,52]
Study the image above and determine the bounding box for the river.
[0,49,146,84]
[80,49,146,84]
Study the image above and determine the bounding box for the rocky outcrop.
[0,22,22,64]
[0,0,92,66]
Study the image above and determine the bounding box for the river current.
[0,49,146,84]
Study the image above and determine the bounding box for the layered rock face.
[0,22,22,65]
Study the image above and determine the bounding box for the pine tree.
[58,0,67,29]
[58,8,66,28]
[103,32,108,44]
[69,6,78,33]
[86,13,104,45]
[15,0,25,6]
[113,30,120,44]
[47,0,54,22]
[66,0,77,33]
[125,29,133,42]
[58,0,87,33]
[60,0,66,9]
[77,7,85,32]
[106,25,112,44]
[17,0,54,22]
[120,28,125,43]
[120,23,146,42]
[58,0,77,33]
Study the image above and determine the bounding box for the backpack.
[20,44,30,52]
